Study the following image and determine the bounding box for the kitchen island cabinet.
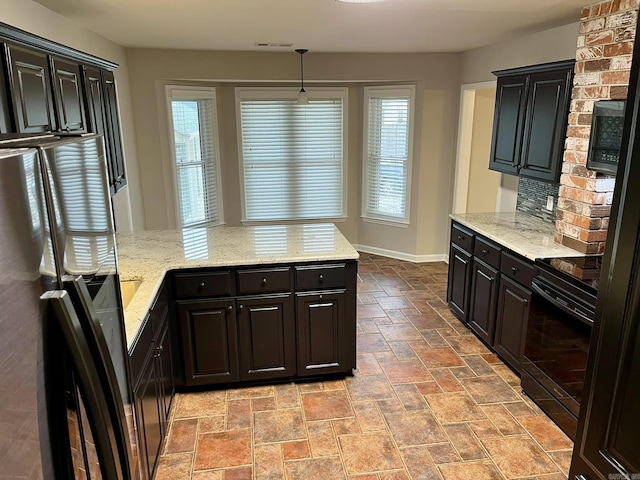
[120,224,359,390]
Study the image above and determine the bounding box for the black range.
[522,254,603,440]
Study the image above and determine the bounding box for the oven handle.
[531,280,595,327]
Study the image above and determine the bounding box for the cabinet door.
[5,44,56,133]
[468,259,499,345]
[156,320,175,427]
[447,243,473,323]
[0,51,11,134]
[519,68,572,182]
[133,354,162,480]
[102,70,126,192]
[494,276,531,373]
[237,294,296,381]
[50,57,87,132]
[177,298,239,386]
[296,290,349,376]
[489,74,528,175]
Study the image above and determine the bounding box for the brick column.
[555,0,638,254]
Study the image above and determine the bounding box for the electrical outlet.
[546,195,554,211]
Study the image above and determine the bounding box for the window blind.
[239,94,345,222]
[364,89,413,223]
[170,91,222,228]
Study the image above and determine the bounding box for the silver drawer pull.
[227,305,233,312]
[457,235,464,241]
[199,282,206,288]
[482,249,489,255]
[511,266,519,273]
[319,274,324,282]
[261,277,267,285]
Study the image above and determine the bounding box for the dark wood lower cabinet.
[447,243,472,323]
[133,351,162,480]
[130,290,174,480]
[494,275,531,373]
[177,298,239,386]
[237,294,296,381]
[468,259,499,345]
[296,290,348,376]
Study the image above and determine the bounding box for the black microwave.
[586,100,626,174]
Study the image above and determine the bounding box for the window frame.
[362,85,415,227]
[235,86,349,225]
[165,85,224,229]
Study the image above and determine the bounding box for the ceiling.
[33,0,586,53]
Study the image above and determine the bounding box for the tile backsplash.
[516,177,560,224]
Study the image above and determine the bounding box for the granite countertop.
[117,223,359,351]
[450,212,583,260]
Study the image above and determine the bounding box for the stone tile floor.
[155,253,573,480]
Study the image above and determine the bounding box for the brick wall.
[555,0,639,254]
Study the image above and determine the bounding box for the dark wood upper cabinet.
[101,70,126,192]
[4,44,57,133]
[50,57,87,132]
[489,60,574,183]
[489,74,528,175]
[0,61,10,134]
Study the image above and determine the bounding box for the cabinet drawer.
[174,271,233,298]
[295,264,346,290]
[474,237,501,269]
[500,251,536,288]
[237,267,291,295]
[451,223,474,252]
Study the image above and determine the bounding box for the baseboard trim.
[353,244,448,264]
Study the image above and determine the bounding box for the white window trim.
[165,85,225,228]
[235,86,349,224]
[362,85,415,226]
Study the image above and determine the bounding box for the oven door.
[524,277,593,418]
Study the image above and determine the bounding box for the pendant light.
[295,48,309,105]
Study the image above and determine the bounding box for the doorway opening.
[452,82,518,214]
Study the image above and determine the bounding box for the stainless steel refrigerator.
[0,134,134,479]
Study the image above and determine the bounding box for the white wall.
[466,88,501,213]
[126,49,461,260]
[0,0,145,231]
[461,22,580,84]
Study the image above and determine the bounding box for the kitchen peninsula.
[118,223,358,478]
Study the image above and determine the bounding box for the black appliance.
[0,135,134,479]
[522,254,603,440]
[586,99,625,174]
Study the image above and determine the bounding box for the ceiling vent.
[255,42,294,48]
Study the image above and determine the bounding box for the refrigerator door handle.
[63,275,133,479]
[41,290,124,480]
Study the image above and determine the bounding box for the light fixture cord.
[300,51,305,93]
[295,49,308,94]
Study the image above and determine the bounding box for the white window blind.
[363,86,414,224]
[168,87,223,228]
[237,88,346,222]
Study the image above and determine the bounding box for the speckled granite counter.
[450,212,582,260]
[117,223,359,351]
